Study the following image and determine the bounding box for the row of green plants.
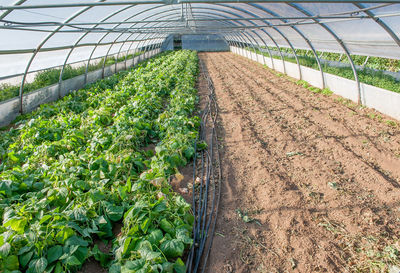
[244,46,400,94]
[0,50,199,273]
[260,45,400,72]
[0,51,145,103]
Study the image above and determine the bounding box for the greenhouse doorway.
[173,35,182,50]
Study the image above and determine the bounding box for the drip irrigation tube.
[186,56,222,273]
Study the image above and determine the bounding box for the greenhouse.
[0,1,400,272]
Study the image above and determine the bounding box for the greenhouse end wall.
[230,46,400,121]
[0,49,160,128]
[182,35,229,52]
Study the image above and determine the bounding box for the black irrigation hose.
[187,56,222,273]
[201,89,222,273]
[187,76,210,272]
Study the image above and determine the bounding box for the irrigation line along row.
[186,57,222,273]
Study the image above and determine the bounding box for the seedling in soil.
[286,151,304,157]
[236,209,261,226]
[328,181,339,190]
[386,120,398,127]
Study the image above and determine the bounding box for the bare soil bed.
[199,52,400,273]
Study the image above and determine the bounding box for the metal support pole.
[248,3,325,86]
[289,3,360,102]
[17,1,104,113]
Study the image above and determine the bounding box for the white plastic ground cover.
[230,46,400,120]
[0,49,160,127]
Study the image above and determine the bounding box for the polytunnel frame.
[150,5,286,69]
[16,0,106,113]
[55,2,273,95]
[1,1,399,112]
[209,4,290,74]
[57,3,167,97]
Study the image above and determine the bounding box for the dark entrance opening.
[173,35,182,50]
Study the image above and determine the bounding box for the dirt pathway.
[199,52,400,273]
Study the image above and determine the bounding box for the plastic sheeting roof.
[1,1,400,84]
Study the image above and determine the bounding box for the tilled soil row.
[199,52,400,273]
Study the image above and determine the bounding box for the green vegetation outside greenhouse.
[245,46,400,94]
[0,51,144,103]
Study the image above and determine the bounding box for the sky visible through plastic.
[0,1,399,82]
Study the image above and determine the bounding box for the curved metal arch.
[82,5,176,82]
[178,5,280,66]
[116,35,162,72]
[101,33,164,77]
[248,3,326,87]
[289,3,361,102]
[154,12,253,58]
[132,33,165,63]
[58,2,280,82]
[186,10,274,64]
[353,3,400,52]
[225,30,274,67]
[240,3,302,78]
[188,4,284,67]
[17,0,107,113]
[109,5,265,54]
[132,8,259,67]
[100,24,172,77]
[114,35,154,70]
[215,4,290,73]
[58,4,139,98]
[0,0,28,20]
[153,9,261,37]
[111,9,251,68]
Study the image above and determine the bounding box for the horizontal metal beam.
[0,14,380,27]
[0,38,158,54]
[0,45,153,81]
[0,0,398,10]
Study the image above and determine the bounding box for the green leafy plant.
[0,50,199,272]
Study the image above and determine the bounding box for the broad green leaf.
[92,245,111,267]
[8,152,19,162]
[175,228,193,245]
[39,215,52,224]
[30,257,47,273]
[54,262,63,273]
[4,218,27,233]
[5,255,19,270]
[173,258,186,273]
[147,229,163,246]
[159,218,174,235]
[55,227,75,244]
[126,176,132,193]
[65,235,88,247]
[0,242,11,257]
[161,262,174,273]
[140,218,150,234]
[47,245,63,264]
[106,204,124,222]
[124,259,145,270]
[108,263,121,273]
[17,245,33,255]
[64,255,81,266]
[19,250,34,268]
[0,180,12,197]
[139,247,161,261]
[160,239,184,258]
[122,237,132,255]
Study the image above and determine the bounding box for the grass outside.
[245,47,400,94]
[0,51,145,103]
